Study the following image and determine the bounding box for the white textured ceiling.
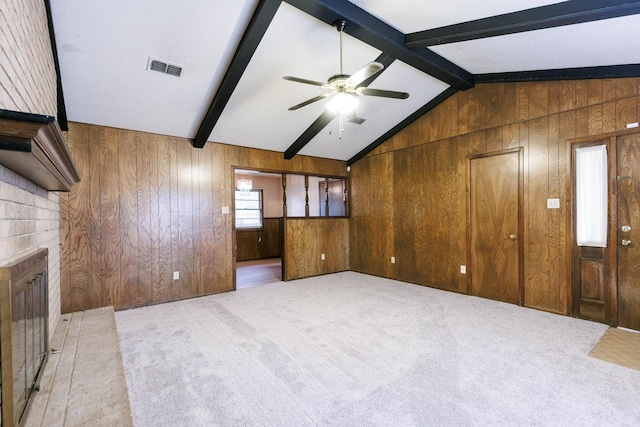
[430,14,640,74]
[50,0,640,163]
[209,3,383,153]
[51,0,258,137]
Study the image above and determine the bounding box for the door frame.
[568,136,616,324]
[466,147,525,305]
[566,127,640,326]
[232,167,287,289]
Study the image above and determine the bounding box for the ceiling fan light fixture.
[327,92,358,114]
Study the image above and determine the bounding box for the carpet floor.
[116,272,640,426]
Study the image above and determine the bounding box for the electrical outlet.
[460,265,466,274]
[173,271,179,280]
[221,206,230,214]
[627,122,639,129]
[391,256,396,264]
[321,253,325,261]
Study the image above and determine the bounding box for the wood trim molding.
[347,86,458,165]
[44,0,68,131]
[0,110,80,191]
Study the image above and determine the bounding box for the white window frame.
[235,189,263,230]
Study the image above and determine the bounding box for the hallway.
[236,258,282,289]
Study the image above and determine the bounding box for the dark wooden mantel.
[0,109,80,191]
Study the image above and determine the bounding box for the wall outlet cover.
[547,198,560,209]
[173,271,179,280]
[460,265,466,274]
[221,206,230,214]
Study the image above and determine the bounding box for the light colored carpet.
[116,272,640,426]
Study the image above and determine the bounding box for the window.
[575,145,607,247]
[235,189,263,229]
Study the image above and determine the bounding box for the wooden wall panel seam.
[352,78,640,315]
[61,123,346,312]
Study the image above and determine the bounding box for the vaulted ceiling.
[49,0,640,165]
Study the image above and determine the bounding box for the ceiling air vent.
[147,57,182,77]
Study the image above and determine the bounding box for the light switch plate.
[321,253,325,261]
[173,271,179,280]
[221,206,230,214]
[460,265,466,274]
[547,198,560,209]
[391,256,396,264]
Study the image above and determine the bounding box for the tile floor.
[24,307,133,426]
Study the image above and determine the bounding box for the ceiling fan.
[283,20,409,119]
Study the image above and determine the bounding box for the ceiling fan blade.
[288,93,332,111]
[357,88,410,99]
[283,76,326,87]
[346,62,383,87]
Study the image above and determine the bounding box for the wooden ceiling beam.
[475,64,640,84]
[192,0,282,148]
[347,87,458,166]
[406,0,640,48]
[284,0,473,90]
[284,111,337,159]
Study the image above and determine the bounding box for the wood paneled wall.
[284,218,349,281]
[236,218,281,261]
[61,122,347,312]
[351,78,640,315]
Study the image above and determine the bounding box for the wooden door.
[570,139,612,323]
[469,149,523,304]
[617,133,640,330]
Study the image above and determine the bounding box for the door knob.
[509,234,517,241]
[622,239,632,246]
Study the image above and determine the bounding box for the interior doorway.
[570,130,640,331]
[468,148,524,305]
[234,169,283,289]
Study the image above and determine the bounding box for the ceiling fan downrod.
[334,20,347,75]
[333,19,348,138]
